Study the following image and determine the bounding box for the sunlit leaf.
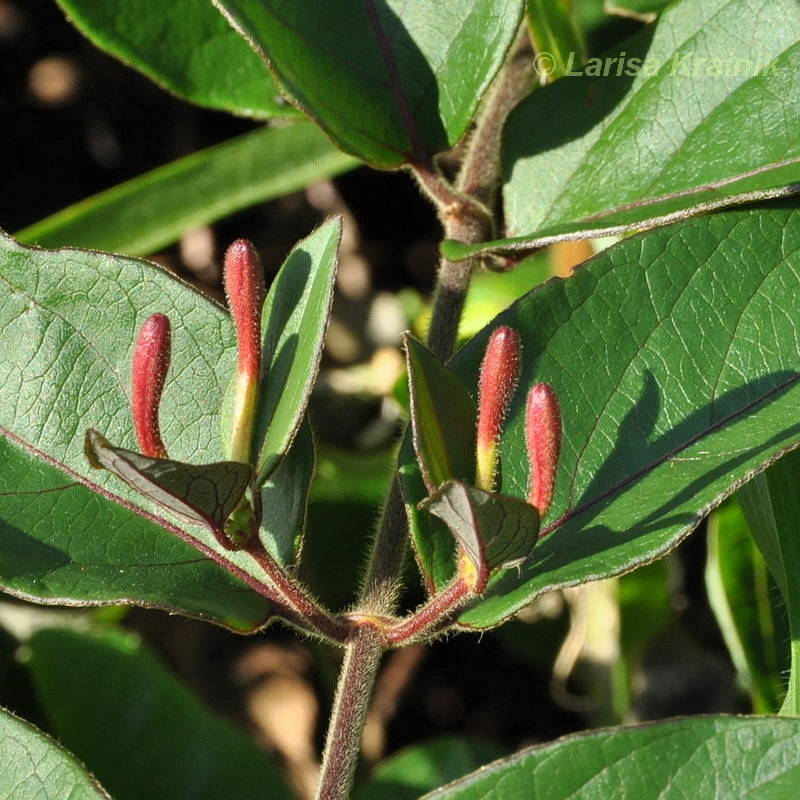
[404,335,476,494]
[213,0,524,167]
[706,500,787,714]
[17,123,357,256]
[737,447,800,714]
[403,202,800,628]
[0,232,274,630]
[220,219,341,483]
[56,0,294,118]
[442,0,800,260]
[0,706,110,800]
[423,716,800,799]
[527,0,586,83]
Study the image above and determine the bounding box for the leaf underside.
[84,429,252,543]
[423,480,540,593]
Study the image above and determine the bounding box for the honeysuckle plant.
[3,1,800,799]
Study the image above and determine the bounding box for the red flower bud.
[131,313,171,458]
[224,239,265,383]
[525,383,561,517]
[475,326,521,491]
[223,239,265,464]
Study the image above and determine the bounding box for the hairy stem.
[316,626,383,799]
[245,542,349,642]
[456,26,534,205]
[384,577,471,646]
[315,28,534,798]
[360,474,410,611]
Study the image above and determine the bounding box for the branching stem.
[314,26,534,799]
[244,541,349,642]
[384,577,471,646]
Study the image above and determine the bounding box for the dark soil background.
[0,1,745,795]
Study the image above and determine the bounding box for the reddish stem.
[384,577,471,646]
[244,540,349,643]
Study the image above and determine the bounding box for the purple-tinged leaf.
[85,429,252,550]
[423,479,539,594]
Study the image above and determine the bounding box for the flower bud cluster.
[130,240,264,465]
[475,325,562,516]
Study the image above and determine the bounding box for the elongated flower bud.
[131,313,171,458]
[224,239,265,464]
[525,383,561,517]
[475,326,521,491]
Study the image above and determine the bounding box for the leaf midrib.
[542,370,800,538]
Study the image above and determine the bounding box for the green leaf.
[17,123,358,256]
[260,416,315,566]
[527,0,586,82]
[459,251,551,342]
[0,706,110,799]
[84,429,253,550]
[403,202,800,626]
[618,556,671,664]
[0,232,276,631]
[443,0,800,260]
[404,335,476,493]
[737,448,800,715]
[706,499,787,714]
[422,716,800,799]
[606,0,671,21]
[355,736,505,800]
[401,336,476,590]
[398,434,457,591]
[56,0,294,119]
[221,219,341,484]
[423,480,540,594]
[26,627,293,800]
[213,0,525,167]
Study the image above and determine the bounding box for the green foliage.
[17,124,357,255]
[25,627,293,800]
[422,716,800,798]
[355,737,506,800]
[443,0,800,260]
[0,218,339,628]
[404,335,476,493]
[3,0,800,797]
[0,232,270,629]
[56,0,293,118]
[406,203,800,626]
[0,706,110,799]
[212,0,525,167]
[738,447,800,714]
[706,500,787,714]
[250,220,340,482]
